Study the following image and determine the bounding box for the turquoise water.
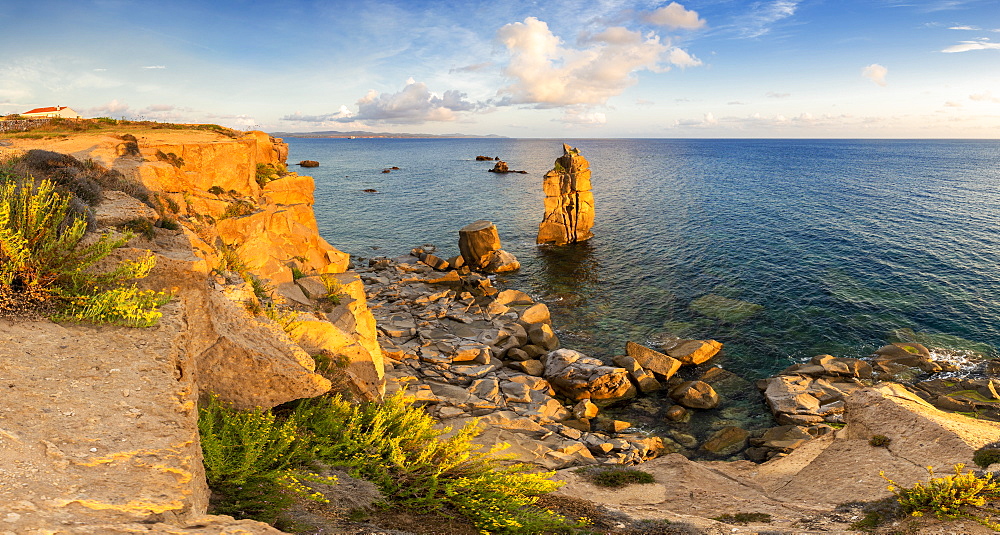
[288,138,1000,379]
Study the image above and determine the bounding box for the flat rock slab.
[0,314,208,531]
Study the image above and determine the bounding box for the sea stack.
[536,144,594,245]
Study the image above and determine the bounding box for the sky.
[2,0,999,138]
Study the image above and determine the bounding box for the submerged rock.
[689,294,762,322]
[537,144,595,245]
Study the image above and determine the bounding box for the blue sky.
[2,0,998,137]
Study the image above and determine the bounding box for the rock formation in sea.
[457,220,520,273]
[537,144,595,245]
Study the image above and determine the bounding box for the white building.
[21,106,81,119]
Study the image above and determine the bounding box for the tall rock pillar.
[537,144,595,245]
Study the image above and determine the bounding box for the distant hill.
[270,130,506,139]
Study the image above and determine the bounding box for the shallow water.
[289,137,1000,380]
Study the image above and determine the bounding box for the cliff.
[0,129,378,533]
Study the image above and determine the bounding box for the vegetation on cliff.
[1,117,240,139]
[0,166,169,325]
[199,392,589,533]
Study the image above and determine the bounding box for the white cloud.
[944,101,963,107]
[862,63,888,86]
[87,99,131,116]
[561,107,607,125]
[450,62,494,73]
[740,1,799,38]
[644,2,706,30]
[766,92,790,98]
[970,92,1000,103]
[284,80,478,125]
[141,65,166,69]
[496,17,693,107]
[668,47,702,68]
[942,39,1000,52]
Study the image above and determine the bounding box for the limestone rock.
[700,426,749,457]
[458,220,501,269]
[611,354,661,393]
[625,341,681,380]
[536,144,595,245]
[542,348,636,404]
[661,339,723,366]
[94,190,157,228]
[669,381,720,409]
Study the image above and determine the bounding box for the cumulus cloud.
[862,63,888,86]
[281,105,356,123]
[942,39,1000,52]
[644,2,706,30]
[283,80,477,125]
[740,1,799,38]
[496,17,698,108]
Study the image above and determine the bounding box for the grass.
[220,199,255,219]
[0,117,241,139]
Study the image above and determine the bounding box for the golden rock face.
[537,144,595,245]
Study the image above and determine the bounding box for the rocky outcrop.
[536,144,595,245]
[298,160,319,167]
[457,220,520,273]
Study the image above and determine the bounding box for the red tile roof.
[24,106,67,114]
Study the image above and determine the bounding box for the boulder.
[780,354,873,379]
[542,348,636,404]
[611,354,661,393]
[458,220,501,270]
[661,339,723,366]
[536,144,595,245]
[873,343,941,373]
[489,160,509,172]
[701,426,749,457]
[519,303,552,325]
[484,249,520,273]
[298,160,319,167]
[625,341,681,380]
[669,381,720,409]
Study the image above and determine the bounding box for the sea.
[287,137,1000,381]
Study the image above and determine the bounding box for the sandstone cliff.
[0,129,380,533]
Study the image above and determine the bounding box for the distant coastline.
[271,130,506,139]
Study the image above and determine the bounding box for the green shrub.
[255,163,279,189]
[882,464,1000,520]
[290,266,306,280]
[122,218,155,240]
[208,185,226,196]
[158,218,181,231]
[870,435,891,448]
[711,512,772,524]
[974,448,1000,469]
[198,396,326,524]
[216,243,249,274]
[155,150,184,168]
[0,178,169,325]
[577,467,655,488]
[220,199,255,220]
[294,393,583,533]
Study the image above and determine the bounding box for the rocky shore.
[4,127,1000,534]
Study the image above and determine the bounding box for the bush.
[882,464,1000,520]
[577,467,655,488]
[255,163,279,189]
[974,447,1000,469]
[220,199,255,219]
[155,150,184,168]
[870,435,891,448]
[712,512,772,524]
[294,393,584,533]
[0,178,169,325]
